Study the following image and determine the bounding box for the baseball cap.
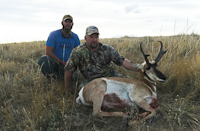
[85,26,99,35]
[62,15,73,22]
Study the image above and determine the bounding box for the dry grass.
[0,35,200,131]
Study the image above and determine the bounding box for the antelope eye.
[146,66,151,70]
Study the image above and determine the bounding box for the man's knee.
[38,55,55,75]
[72,70,80,80]
[78,79,89,90]
[38,55,48,66]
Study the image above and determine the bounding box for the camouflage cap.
[62,15,73,22]
[85,26,99,35]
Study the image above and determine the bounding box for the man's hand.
[46,45,66,67]
[122,58,142,72]
[61,61,66,67]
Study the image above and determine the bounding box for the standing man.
[64,26,141,92]
[38,15,80,80]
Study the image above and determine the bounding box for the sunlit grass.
[0,35,200,130]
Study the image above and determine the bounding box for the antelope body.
[76,41,167,125]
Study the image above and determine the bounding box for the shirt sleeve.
[64,49,80,72]
[46,32,56,48]
[109,46,125,66]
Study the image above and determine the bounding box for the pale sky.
[0,0,200,44]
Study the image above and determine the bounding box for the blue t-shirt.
[46,29,80,62]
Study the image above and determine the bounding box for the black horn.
[154,41,168,63]
[140,42,150,66]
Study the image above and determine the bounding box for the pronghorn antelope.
[76,41,168,125]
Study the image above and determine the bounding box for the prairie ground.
[0,34,200,131]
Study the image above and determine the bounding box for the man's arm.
[64,70,73,92]
[46,45,66,67]
[122,58,141,72]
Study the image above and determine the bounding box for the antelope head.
[140,41,168,83]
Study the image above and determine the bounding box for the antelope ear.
[141,68,145,72]
[150,61,156,64]
[141,61,149,72]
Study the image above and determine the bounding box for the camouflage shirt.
[64,43,125,81]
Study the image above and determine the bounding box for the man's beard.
[90,42,98,49]
[63,27,71,34]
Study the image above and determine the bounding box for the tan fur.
[77,75,158,124]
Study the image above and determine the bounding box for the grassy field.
[0,34,200,131]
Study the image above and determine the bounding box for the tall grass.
[0,35,200,131]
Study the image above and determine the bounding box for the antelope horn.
[154,41,168,63]
[140,42,150,66]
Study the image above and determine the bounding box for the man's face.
[62,19,73,32]
[85,33,99,50]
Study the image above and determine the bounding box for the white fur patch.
[146,71,165,82]
[76,87,90,106]
[152,86,157,98]
[102,78,135,107]
[145,97,152,104]
[102,78,133,95]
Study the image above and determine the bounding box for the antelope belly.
[102,93,131,109]
[102,78,135,109]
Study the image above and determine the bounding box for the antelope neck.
[142,72,156,92]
